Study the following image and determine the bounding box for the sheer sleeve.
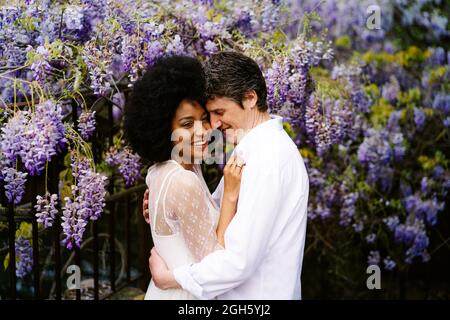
[163,170,222,261]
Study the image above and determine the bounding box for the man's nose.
[210,117,222,130]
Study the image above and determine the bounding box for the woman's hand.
[223,154,245,203]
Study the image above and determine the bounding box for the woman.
[124,55,244,299]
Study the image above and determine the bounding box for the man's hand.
[149,247,181,290]
[143,189,150,224]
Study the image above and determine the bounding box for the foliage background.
[0,0,449,299]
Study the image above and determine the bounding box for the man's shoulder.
[248,130,300,164]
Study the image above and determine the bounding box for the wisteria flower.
[35,193,59,228]
[78,111,96,140]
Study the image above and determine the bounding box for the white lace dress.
[144,160,221,300]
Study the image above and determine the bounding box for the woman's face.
[171,99,211,165]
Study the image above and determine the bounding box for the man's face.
[206,97,249,145]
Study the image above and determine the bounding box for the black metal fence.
[0,184,150,300]
[0,97,151,300]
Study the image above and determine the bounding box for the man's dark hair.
[124,55,206,163]
[203,51,268,112]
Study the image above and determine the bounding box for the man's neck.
[249,111,271,130]
[235,112,272,144]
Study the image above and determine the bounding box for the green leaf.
[283,122,295,139]
[15,222,32,240]
[4,253,9,271]
[335,35,351,49]
[272,30,287,45]
[370,98,394,127]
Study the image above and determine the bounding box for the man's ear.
[242,90,258,110]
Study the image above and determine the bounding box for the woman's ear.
[242,90,258,110]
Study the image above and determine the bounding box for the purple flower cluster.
[64,5,84,31]
[266,39,333,125]
[70,152,91,179]
[2,167,28,204]
[121,33,146,83]
[331,64,371,114]
[339,192,359,227]
[366,233,377,244]
[61,155,107,250]
[0,111,28,164]
[307,182,337,221]
[393,217,430,264]
[413,108,426,130]
[77,169,108,221]
[35,193,59,228]
[432,93,450,115]
[22,101,67,175]
[61,189,87,250]
[81,0,108,39]
[15,236,33,279]
[145,40,165,67]
[77,111,96,140]
[231,0,287,37]
[382,76,400,104]
[367,250,380,266]
[305,95,354,156]
[29,45,52,83]
[106,146,141,187]
[383,256,396,270]
[0,148,11,181]
[402,194,445,227]
[166,34,186,56]
[82,41,113,96]
[0,100,66,181]
[357,128,406,192]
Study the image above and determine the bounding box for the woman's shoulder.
[170,166,202,191]
[147,161,200,188]
[146,160,182,185]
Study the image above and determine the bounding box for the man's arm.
[149,247,181,289]
[153,163,288,299]
[143,189,150,224]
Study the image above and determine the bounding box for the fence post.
[50,159,62,300]
[8,202,16,300]
[31,179,40,299]
[137,191,151,291]
[107,101,116,293]
[92,128,100,300]
[125,195,131,282]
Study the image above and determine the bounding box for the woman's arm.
[216,198,237,247]
[216,155,244,247]
[162,156,244,261]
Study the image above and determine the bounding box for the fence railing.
[0,94,151,300]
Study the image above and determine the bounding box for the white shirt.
[173,115,309,300]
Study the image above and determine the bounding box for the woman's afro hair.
[124,55,206,163]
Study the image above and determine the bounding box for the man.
[143,51,309,299]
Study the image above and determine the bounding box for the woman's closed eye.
[181,121,194,128]
[212,110,224,116]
